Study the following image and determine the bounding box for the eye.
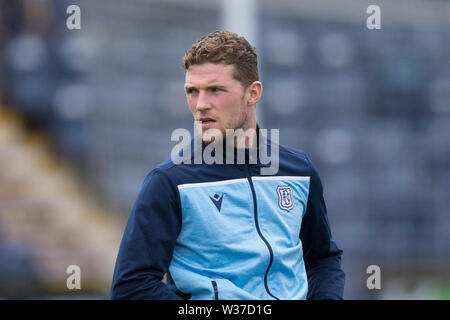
[211,87,222,93]
[186,88,198,95]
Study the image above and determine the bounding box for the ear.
[246,81,262,106]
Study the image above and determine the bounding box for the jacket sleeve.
[110,169,183,300]
[300,156,345,300]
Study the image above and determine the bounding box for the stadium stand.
[0,107,123,298]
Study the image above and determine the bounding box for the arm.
[111,169,183,300]
[300,156,345,300]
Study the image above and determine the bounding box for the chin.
[203,130,224,141]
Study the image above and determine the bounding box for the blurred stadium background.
[0,0,449,299]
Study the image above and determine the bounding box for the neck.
[194,124,265,165]
[230,116,257,149]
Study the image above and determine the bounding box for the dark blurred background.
[0,0,449,299]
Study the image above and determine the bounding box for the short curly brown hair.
[182,30,259,89]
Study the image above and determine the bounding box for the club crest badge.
[277,186,294,211]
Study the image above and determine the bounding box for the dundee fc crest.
[277,186,294,211]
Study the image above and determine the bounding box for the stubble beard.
[199,95,252,146]
[200,111,248,145]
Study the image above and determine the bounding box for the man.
[111,30,345,300]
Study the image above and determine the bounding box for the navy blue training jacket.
[111,129,345,300]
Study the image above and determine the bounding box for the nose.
[195,91,211,112]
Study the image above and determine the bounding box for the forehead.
[185,63,238,86]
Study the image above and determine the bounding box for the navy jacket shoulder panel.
[295,152,345,300]
[111,167,183,300]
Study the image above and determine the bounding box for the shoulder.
[154,157,178,175]
[279,144,310,164]
[138,157,180,193]
[275,142,316,175]
[142,155,198,188]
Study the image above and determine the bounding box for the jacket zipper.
[246,166,279,300]
[211,280,219,300]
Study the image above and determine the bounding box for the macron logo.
[210,193,224,212]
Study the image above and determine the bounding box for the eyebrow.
[184,84,227,91]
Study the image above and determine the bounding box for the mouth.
[200,117,215,123]
[199,118,216,129]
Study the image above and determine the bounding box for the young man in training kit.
[111,30,345,300]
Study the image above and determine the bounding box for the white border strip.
[251,176,310,182]
[178,178,248,190]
